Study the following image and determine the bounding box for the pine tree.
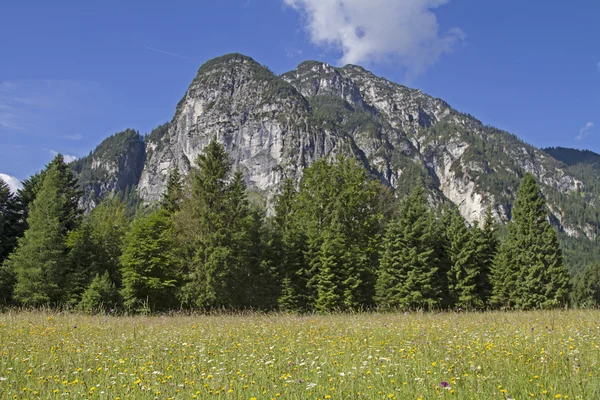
[5,165,70,306]
[376,186,442,310]
[491,174,570,309]
[120,209,181,312]
[160,167,183,213]
[445,208,483,309]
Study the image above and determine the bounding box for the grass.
[1,310,599,399]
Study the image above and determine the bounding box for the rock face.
[76,53,598,236]
[72,129,145,211]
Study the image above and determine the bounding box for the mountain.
[73,53,600,242]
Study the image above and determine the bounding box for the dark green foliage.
[571,263,600,307]
[15,155,82,235]
[120,209,180,312]
[376,186,442,310]
[66,196,129,303]
[5,165,71,306]
[472,208,498,303]
[275,179,307,311]
[79,271,120,313]
[445,208,483,309]
[176,140,270,309]
[160,167,184,213]
[292,157,384,311]
[0,178,20,265]
[543,147,600,167]
[491,174,570,309]
[15,172,44,230]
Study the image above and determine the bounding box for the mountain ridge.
[73,53,600,242]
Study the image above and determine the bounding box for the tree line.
[0,140,597,313]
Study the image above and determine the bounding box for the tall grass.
[1,310,598,399]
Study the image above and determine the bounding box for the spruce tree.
[491,173,570,309]
[446,208,483,309]
[314,228,345,312]
[5,165,70,306]
[120,209,180,311]
[160,167,183,213]
[376,186,442,310]
[294,157,384,311]
[176,140,262,309]
[472,207,498,304]
[275,179,307,311]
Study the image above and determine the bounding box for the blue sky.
[1,0,599,190]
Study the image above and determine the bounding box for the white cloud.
[47,149,78,163]
[575,122,594,141]
[0,173,22,193]
[284,0,464,77]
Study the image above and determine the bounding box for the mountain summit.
[75,53,598,240]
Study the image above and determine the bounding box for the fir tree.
[5,165,71,306]
[445,208,482,309]
[491,174,570,309]
[376,186,442,310]
[176,140,262,309]
[120,209,181,312]
[472,207,498,304]
[160,167,183,213]
[294,157,384,311]
[275,179,307,311]
[314,228,345,312]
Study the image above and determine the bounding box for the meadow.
[0,310,598,399]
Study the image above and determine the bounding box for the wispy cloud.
[283,0,464,78]
[0,80,92,134]
[597,61,600,70]
[62,134,83,140]
[142,46,193,60]
[575,122,594,141]
[46,149,78,163]
[285,47,304,58]
[0,173,22,193]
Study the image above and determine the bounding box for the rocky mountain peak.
[72,53,600,240]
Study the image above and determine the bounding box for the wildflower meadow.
[1,310,599,399]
